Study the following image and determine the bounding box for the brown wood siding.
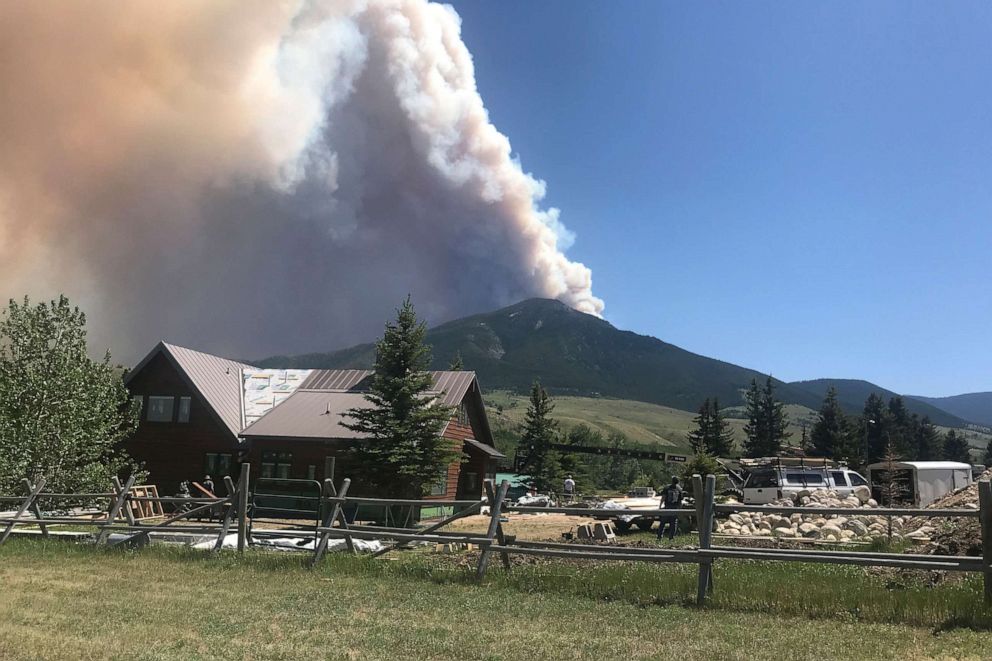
[125,352,240,495]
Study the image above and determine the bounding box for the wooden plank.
[979,480,992,604]
[212,476,238,553]
[370,500,483,558]
[698,548,982,571]
[23,479,50,537]
[696,474,715,605]
[505,505,696,517]
[487,545,692,563]
[476,479,510,580]
[311,477,350,566]
[317,528,490,545]
[714,504,979,518]
[237,463,250,554]
[0,477,47,546]
[97,475,135,544]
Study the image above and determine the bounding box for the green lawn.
[1,539,991,660]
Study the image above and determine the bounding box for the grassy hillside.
[485,390,817,454]
[258,298,824,413]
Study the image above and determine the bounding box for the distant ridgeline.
[257,298,976,427]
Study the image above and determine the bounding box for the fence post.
[212,475,238,553]
[0,477,47,546]
[236,462,250,554]
[696,474,716,605]
[476,479,510,580]
[979,480,992,605]
[22,478,50,538]
[98,475,135,545]
[112,476,138,528]
[312,477,351,566]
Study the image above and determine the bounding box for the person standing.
[658,476,683,540]
[563,475,576,503]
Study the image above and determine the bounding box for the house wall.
[125,352,240,495]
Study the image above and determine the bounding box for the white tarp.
[193,533,383,553]
[242,369,312,426]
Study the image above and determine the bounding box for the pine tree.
[915,416,942,461]
[984,438,992,467]
[708,398,735,457]
[0,295,142,493]
[811,386,847,460]
[518,381,562,493]
[343,297,459,498]
[875,441,908,507]
[743,377,790,457]
[942,429,971,464]
[862,394,888,465]
[686,399,713,456]
[448,351,463,371]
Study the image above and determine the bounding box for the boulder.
[789,513,803,524]
[866,499,879,508]
[853,485,872,503]
[842,497,861,508]
[772,527,795,538]
[798,522,819,535]
[729,513,746,525]
[840,530,856,540]
[821,524,842,539]
[844,519,869,536]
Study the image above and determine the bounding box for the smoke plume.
[0,0,603,362]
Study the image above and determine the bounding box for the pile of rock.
[715,486,934,542]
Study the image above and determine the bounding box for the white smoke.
[0,0,603,361]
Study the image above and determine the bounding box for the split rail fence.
[3,468,991,606]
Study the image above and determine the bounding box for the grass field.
[2,539,991,660]
[485,390,817,451]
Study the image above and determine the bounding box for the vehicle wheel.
[613,520,632,534]
[635,519,655,532]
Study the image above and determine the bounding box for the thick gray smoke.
[0,0,603,362]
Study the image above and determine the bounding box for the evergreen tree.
[942,429,971,464]
[343,297,459,498]
[886,396,915,457]
[0,295,141,493]
[448,351,463,371]
[518,380,561,493]
[915,416,942,461]
[875,441,908,507]
[743,377,790,457]
[708,398,735,457]
[984,438,992,467]
[862,394,888,465]
[811,387,848,460]
[686,399,713,456]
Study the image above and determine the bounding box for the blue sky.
[448,1,992,397]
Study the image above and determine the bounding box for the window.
[147,396,175,422]
[746,470,777,488]
[463,471,479,494]
[261,451,292,479]
[204,453,233,479]
[786,472,824,485]
[457,403,469,426]
[177,397,191,423]
[849,473,868,487]
[830,471,849,488]
[431,475,448,496]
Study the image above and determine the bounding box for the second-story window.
[177,396,191,423]
[147,396,175,422]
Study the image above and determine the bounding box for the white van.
[742,466,868,504]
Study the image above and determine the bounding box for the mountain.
[789,378,969,428]
[257,298,824,412]
[908,392,992,428]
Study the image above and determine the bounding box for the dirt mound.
[919,470,990,557]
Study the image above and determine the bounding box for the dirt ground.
[446,512,601,541]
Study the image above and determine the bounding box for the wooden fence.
[3,469,990,606]
[0,464,251,552]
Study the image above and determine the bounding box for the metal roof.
[465,439,505,458]
[867,461,973,471]
[241,390,375,440]
[126,342,255,438]
[300,369,477,407]
[164,343,255,437]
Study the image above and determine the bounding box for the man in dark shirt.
[658,477,683,540]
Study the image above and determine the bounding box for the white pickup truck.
[742,465,869,504]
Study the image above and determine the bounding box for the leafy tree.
[942,429,971,464]
[742,377,790,457]
[343,297,458,498]
[914,416,942,461]
[679,453,721,490]
[0,295,140,493]
[811,387,848,460]
[517,380,561,493]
